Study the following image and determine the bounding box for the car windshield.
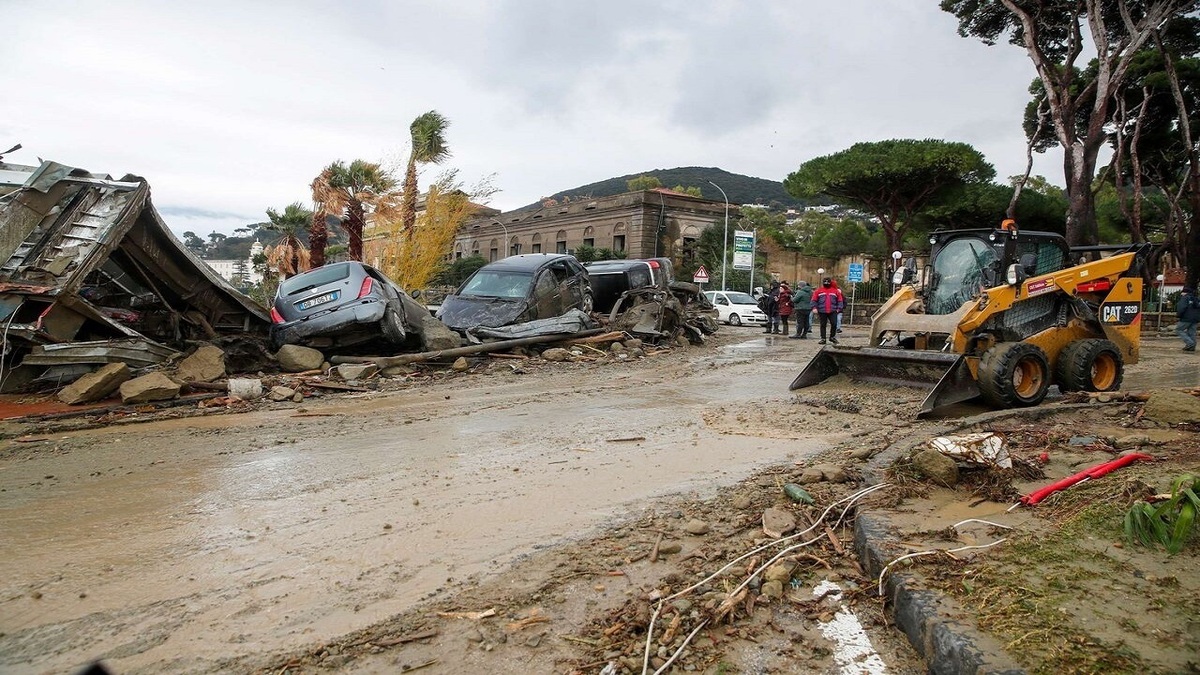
[461,270,533,299]
[725,292,756,305]
[280,264,351,296]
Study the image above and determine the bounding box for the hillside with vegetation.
[535,167,815,209]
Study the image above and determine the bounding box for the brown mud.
[0,326,1194,674]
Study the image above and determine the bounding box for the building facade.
[452,189,729,266]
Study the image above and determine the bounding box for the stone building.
[451,188,730,267]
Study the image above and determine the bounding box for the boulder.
[760,580,785,600]
[451,357,470,372]
[609,342,627,353]
[58,363,131,405]
[277,345,324,372]
[1114,434,1151,449]
[764,562,795,584]
[541,348,570,362]
[684,519,710,535]
[798,467,825,484]
[762,507,797,538]
[912,448,959,487]
[175,345,226,382]
[814,463,850,483]
[268,386,296,402]
[623,338,644,351]
[419,314,462,352]
[1142,390,1200,425]
[336,363,379,381]
[119,372,181,404]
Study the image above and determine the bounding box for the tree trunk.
[1063,143,1101,248]
[402,157,418,236]
[347,201,366,262]
[309,210,327,268]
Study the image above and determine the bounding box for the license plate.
[298,291,338,311]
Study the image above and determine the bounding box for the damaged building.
[0,160,270,392]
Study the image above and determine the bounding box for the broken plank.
[372,629,438,647]
[606,436,646,443]
[305,382,370,393]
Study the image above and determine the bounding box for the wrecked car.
[436,254,592,332]
[584,258,672,314]
[270,262,425,350]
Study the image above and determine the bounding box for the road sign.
[693,265,710,284]
[733,230,755,270]
[847,262,864,283]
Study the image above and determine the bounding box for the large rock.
[419,314,462,352]
[276,345,324,372]
[336,363,379,381]
[175,345,226,383]
[119,372,181,404]
[541,348,570,362]
[912,448,959,487]
[58,363,130,405]
[1142,390,1200,425]
[762,507,797,538]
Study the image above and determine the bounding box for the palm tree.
[264,202,313,278]
[321,160,398,262]
[309,168,335,267]
[401,111,451,235]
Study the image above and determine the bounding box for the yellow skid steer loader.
[790,224,1151,417]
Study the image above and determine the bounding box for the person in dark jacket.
[1178,286,1200,352]
[789,281,813,339]
[760,281,781,334]
[812,277,844,344]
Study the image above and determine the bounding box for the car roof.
[483,253,574,272]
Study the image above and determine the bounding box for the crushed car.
[584,257,672,314]
[269,261,430,350]
[436,254,593,335]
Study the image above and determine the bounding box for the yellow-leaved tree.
[375,170,495,290]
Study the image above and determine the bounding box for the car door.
[548,260,577,313]
[531,269,561,319]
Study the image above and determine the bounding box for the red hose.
[1021,453,1153,506]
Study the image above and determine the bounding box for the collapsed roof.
[0,159,269,391]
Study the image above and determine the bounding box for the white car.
[704,290,768,327]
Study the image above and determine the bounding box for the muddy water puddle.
[0,351,830,673]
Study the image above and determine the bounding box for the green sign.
[733,230,755,270]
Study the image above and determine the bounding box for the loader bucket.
[789,346,981,418]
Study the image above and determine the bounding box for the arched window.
[582,226,595,249]
[531,232,542,254]
[612,222,627,253]
[556,230,568,254]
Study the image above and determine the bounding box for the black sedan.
[269,262,423,350]
[436,254,592,332]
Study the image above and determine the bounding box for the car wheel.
[380,304,407,343]
[580,290,594,314]
[729,313,742,326]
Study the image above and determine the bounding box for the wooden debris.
[606,436,646,443]
[650,533,664,563]
[306,382,370,393]
[506,609,550,631]
[372,628,439,646]
[437,607,496,620]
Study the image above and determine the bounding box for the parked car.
[704,290,768,327]
[269,261,424,349]
[436,254,592,332]
[584,258,672,313]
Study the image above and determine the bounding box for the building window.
[511,242,521,256]
[613,235,625,252]
[532,243,542,253]
[489,247,498,261]
[583,238,595,248]
[556,241,567,254]
[682,237,698,263]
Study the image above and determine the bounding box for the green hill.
[533,167,813,210]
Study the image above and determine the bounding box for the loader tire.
[978,342,1050,408]
[1056,339,1123,393]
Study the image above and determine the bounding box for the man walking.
[812,277,844,344]
[759,281,781,334]
[1178,286,1200,352]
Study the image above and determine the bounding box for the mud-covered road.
[1,328,1193,674]
[0,331,851,673]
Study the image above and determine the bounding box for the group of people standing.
[756,277,846,344]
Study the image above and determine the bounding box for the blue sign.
[847,262,864,283]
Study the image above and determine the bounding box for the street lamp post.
[708,181,729,291]
[494,221,510,259]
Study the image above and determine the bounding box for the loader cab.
[924,229,1070,315]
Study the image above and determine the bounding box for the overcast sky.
[2,1,1060,238]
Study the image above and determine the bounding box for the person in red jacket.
[812,277,844,344]
[777,281,794,335]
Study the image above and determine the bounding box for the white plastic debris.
[929,431,1011,469]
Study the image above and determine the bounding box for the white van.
[703,290,768,327]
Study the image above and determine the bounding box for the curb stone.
[855,512,1025,675]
